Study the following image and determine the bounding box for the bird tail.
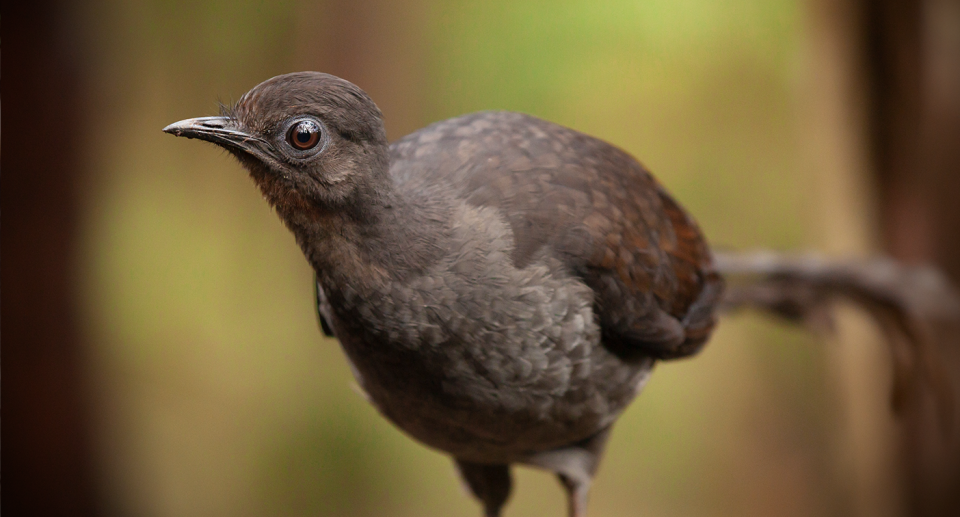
[713,250,960,433]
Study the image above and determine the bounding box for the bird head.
[164,72,389,218]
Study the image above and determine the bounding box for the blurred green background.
[61,0,901,515]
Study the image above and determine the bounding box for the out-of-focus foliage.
[75,1,881,516]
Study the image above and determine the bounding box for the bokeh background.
[6,1,960,516]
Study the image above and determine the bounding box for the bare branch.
[715,250,960,435]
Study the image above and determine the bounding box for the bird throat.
[247,166,323,220]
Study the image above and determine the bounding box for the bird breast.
[318,202,654,459]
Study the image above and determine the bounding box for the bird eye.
[287,120,321,151]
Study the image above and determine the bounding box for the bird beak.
[163,116,273,160]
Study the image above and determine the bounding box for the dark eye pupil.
[288,120,321,150]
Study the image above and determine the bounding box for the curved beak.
[163,116,274,161]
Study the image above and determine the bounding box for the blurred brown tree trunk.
[293,0,428,140]
[2,2,101,516]
[864,0,960,515]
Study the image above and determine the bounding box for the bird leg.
[455,459,512,517]
[557,472,591,517]
[522,426,613,517]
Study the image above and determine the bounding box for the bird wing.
[389,111,722,359]
[314,272,335,337]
